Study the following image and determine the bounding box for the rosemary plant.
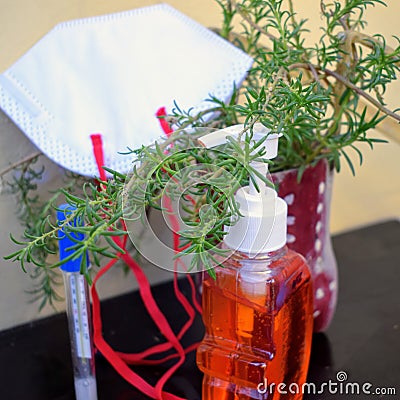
[4,0,400,308]
[173,0,400,175]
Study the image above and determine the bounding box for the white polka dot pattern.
[273,160,338,332]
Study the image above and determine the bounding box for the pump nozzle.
[199,123,279,195]
[198,123,287,255]
[198,123,278,156]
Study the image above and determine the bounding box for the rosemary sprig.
[171,0,399,174]
[6,129,272,280]
[2,156,98,310]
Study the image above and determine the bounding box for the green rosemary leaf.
[60,190,84,205]
[98,249,119,259]
[102,166,126,180]
[104,236,126,254]
[341,149,356,176]
[350,144,364,166]
[3,249,23,261]
[8,233,27,246]
[101,229,127,237]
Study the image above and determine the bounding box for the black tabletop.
[0,220,399,400]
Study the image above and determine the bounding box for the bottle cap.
[223,186,287,254]
[57,204,89,272]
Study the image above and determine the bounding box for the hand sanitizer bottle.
[196,124,313,400]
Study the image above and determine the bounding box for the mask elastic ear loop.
[155,107,202,315]
[89,130,200,400]
[91,255,186,400]
[156,106,174,136]
[90,134,107,182]
[154,107,203,397]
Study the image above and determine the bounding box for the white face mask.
[0,4,253,177]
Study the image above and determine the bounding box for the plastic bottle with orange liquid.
[196,124,314,400]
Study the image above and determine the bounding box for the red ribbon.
[90,134,107,182]
[156,107,174,136]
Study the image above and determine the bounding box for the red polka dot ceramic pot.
[272,159,338,332]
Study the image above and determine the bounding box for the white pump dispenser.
[198,123,287,256]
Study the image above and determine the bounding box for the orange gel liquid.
[197,248,313,400]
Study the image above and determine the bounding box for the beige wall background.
[0,0,399,331]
